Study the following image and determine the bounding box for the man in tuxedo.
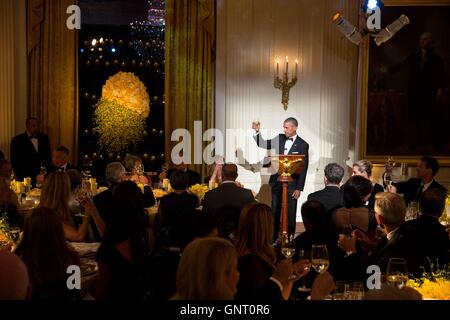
[10,117,51,185]
[252,117,309,237]
[202,163,256,215]
[387,156,447,205]
[308,163,345,218]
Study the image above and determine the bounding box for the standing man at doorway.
[252,117,309,239]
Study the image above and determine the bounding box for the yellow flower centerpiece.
[407,268,450,300]
[0,213,20,249]
[440,194,450,225]
[94,72,150,153]
[188,184,209,200]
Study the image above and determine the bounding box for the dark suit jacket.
[202,182,255,215]
[165,168,201,187]
[393,178,448,205]
[47,163,78,174]
[307,186,344,216]
[10,132,51,182]
[93,184,155,222]
[254,133,309,191]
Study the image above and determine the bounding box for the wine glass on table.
[311,244,330,274]
[36,166,47,188]
[280,233,298,280]
[386,257,408,289]
[297,249,312,292]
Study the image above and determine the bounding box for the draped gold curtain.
[165,0,215,179]
[28,0,78,164]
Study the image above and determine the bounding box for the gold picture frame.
[359,0,450,165]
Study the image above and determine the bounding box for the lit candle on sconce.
[276,60,279,77]
[285,56,289,74]
[295,59,298,77]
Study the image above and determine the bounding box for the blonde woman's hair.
[174,237,237,300]
[236,203,276,266]
[374,192,406,226]
[39,171,71,222]
[354,160,373,177]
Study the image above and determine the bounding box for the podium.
[270,155,305,237]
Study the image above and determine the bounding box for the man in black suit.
[10,117,51,185]
[399,188,450,277]
[308,163,345,218]
[93,162,155,223]
[36,146,77,185]
[387,156,447,205]
[202,163,255,215]
[337,192,409,282]
[252,117,309,237]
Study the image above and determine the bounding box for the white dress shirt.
[27,131,39,153]
[284,134,297,155]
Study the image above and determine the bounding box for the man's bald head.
[221,163,238,182]
[0,251,29,299]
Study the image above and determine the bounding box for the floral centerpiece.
[439,194,450,225]
[407,267,450,300]
[93,72,150,153]
[188,184,209,200]
[0,213,20,249]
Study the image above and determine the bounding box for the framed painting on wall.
[360,0,450,164]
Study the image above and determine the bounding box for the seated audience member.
[337,193,408,281]
[387,156,447,205]
[202,163,255,216]
[398,188,450,276]
[124,154,151,185]
[308,163,345,218]
[93,162,155,222]
[95,181,150,300]
[15,206,81,300]
[159,155,200,187]
[36,146,76,185]
[0,176,22,229]
[0,159,12,178]
[67,169,104,242]
[235,203,308,300]
[146,211,219,300]
[295,200,332,253]
[0,250,30,300]
[39,172,104,242]
[158,171,198,243]
[351,160,384,211]
[172,237,240,300]
[334,175,376,234]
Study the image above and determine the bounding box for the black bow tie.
[287,137,294,142]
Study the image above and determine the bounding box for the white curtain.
[216,0,359,219]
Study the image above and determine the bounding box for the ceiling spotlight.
[91,39,97,46]
[99,38,104,44]
[111,48,116,53]
[332,1,409,47]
